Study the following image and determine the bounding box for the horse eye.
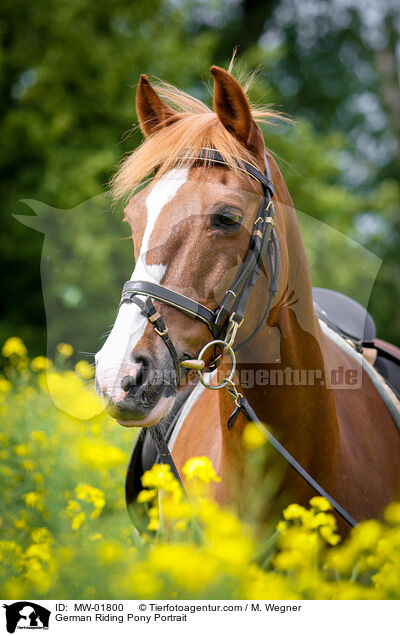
[212,210,242,230]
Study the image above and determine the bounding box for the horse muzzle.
[95,351,177,427]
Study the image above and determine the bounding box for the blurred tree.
[0,0,217,353]
[204,0,400,342]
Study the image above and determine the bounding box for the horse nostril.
[121,375,134,392]
[121,353,154,394]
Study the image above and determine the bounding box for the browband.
[194,148,275,196]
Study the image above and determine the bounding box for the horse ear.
[210,66,265,159]
[136,74,178,137]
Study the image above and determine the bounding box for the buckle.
[154,325,168,337]
[224,314,244,349]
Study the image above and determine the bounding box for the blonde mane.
[112,76,285,201]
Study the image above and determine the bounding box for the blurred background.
[1,0,400,357]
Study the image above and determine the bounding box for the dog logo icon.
[3,602,50,633]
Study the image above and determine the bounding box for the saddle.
[312,287,400,398]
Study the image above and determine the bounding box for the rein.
[119,148,358,528]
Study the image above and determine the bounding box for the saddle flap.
[312,287,376,343]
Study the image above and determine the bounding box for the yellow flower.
[149,506,159,519]
[280,528,321,554]
[75,360,94,379]
[242,422,267,450]
[137,489,157,503]
[274,549,307,571]
[57,342,74,357]
[31,356,53,372]
[324,544,358,574]
[310,496,332,512]
[75,483,105,507]
[208,535,253,570]
[320,525,341,546]
[277,520,287,534]
[31,527,52,544]
[78,439,126,469]
[147,518,160,531]
[66,500,81,515]
[274,529,322,571]
[182,456,221,484]
[42,370,103,419]
[242,567,296,600]
[16,358,28,371]
[2,337,27,358]
[0,376,12,392]
[351,520,382,551]
[122,564,161,598]
[384,501,400,525]
[162,498,193,521]
[173,520,188,533]
[14,444,29,456]
[23,492,44,511]
[324,581,380,600]
[25,543,51,562]
[30,430,47,443]
[71,512,86,530]
[0,540,23,560]
[148,544,218,592]
[142,464,180,492]
[372,558,400,593]
[310,512,337,530]
[1,578,27,600]
[283,503,308,522]
[97,541,125,564]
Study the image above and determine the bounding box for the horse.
[94,66,400,534]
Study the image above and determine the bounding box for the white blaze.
[95,168,189,399]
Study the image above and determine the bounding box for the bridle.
[119,148,280,385]
[118,148,358,528]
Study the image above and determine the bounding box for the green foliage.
[0,0,217,353]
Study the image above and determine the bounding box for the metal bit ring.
[196,339,236,390]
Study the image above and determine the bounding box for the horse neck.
[219,157,339,469]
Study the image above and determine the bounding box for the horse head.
[95,67,285,426]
